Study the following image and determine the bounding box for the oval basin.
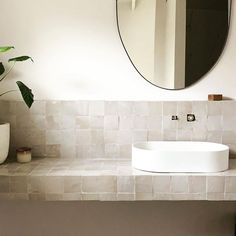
[132,141,229,173]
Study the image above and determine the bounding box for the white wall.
[0,0,235,101]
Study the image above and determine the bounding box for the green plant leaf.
[0,63,5,76]
[9,56,34,63]
[0,46,14,52]
[0,63,15,82]
[16,81,34,108]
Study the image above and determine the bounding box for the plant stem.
[0,62,16,82]
[0,90,17,97]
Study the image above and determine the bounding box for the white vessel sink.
[132,141,229,173]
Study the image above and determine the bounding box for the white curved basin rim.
[132,142,229,173]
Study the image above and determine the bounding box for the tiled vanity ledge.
[1,159,236,201]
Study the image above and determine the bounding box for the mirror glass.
[117,0,231,90]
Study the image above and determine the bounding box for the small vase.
[0,123,10,164]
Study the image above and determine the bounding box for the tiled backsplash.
[0,100,236,160]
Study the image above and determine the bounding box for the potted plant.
[0,46,34,163]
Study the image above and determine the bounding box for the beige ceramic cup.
[16,147,32,163]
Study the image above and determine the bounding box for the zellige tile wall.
[0,100,236,160]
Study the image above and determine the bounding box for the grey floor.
[0,201,235,236]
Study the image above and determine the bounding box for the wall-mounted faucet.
[171,114,196,122]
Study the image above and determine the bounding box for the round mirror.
[116,0,232,90]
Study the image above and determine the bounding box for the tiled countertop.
[0,158,236,201]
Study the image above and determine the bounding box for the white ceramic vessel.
[0,123,10,164]
[132,141,229,173]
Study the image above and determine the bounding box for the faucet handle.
[187,114,196,122]
[171,115,178,121]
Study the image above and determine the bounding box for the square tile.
[153,176,171,193]
[135,176,153,193]
[171,176,188,193]
[82,176,117,193]
[104,116,119,130]
[89,101,105,116]
[189,176,206,193]
[225,177,236,193]
[207,177,225,193]
[117,176,135,193]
